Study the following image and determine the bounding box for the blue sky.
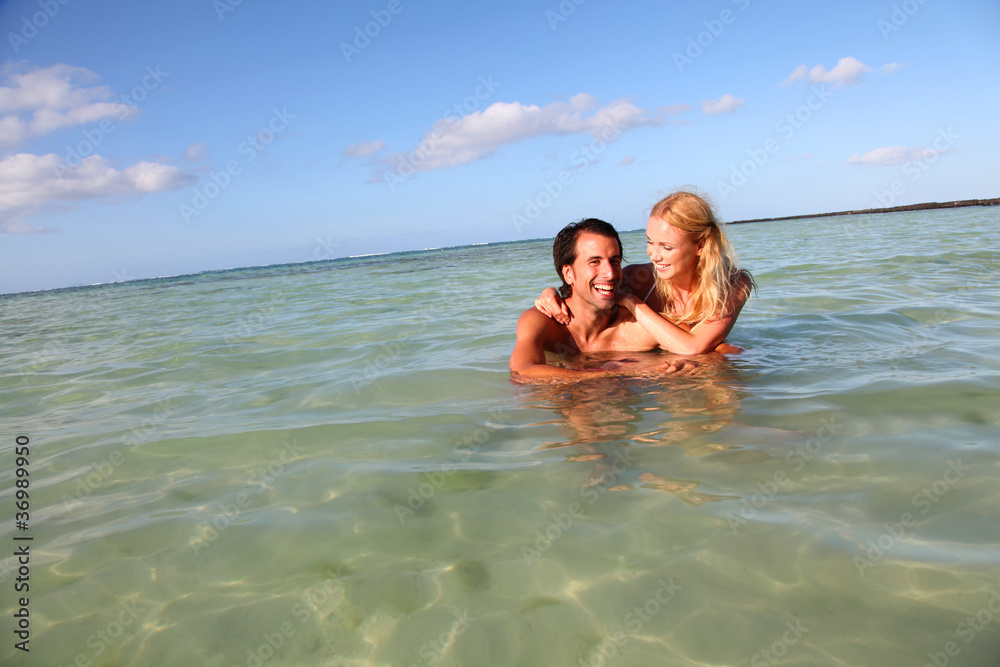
[1,0,997,294]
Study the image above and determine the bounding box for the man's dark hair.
[552,218,624,298]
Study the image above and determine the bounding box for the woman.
[534,190,755,355]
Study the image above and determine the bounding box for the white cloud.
[656,103,692,117]
[343,140,386,159]
[0,63,198,223]
[780,65,809,87]
[846,145,949,166]
[0,63,134,148]
[618,155,636,166]
[183,143,208,162]
[372,94,662,179]
[0,220,50,234]
[0,152,195,220]
[880,62,904,74]
[702,94,745,115]
[781,57,871,88]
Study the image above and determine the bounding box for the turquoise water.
[2,206,999,666]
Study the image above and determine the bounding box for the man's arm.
[510,308,696,381]
[510,308,586,379]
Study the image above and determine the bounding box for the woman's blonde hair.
[650,189,755,325]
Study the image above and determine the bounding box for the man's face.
[562,232,622,312]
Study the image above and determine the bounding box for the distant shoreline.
[728,198,1000,225]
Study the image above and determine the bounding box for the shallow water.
[2,206,999,666]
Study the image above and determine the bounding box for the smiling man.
[509,218,690,381]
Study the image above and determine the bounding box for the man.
[509,218,691,381]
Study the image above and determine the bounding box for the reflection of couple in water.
[510,189,755,382]
[529,370,747,503]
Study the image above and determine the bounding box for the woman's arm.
[616,274,752,355]
[533,264,654,325]
[510,309,696,382]
[533,287,572,325]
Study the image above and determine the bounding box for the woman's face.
[645,217,701,285]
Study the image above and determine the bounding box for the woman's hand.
[534,287,572,325]
[645,356,700,375]
[615,290,643,312]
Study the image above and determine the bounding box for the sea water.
[1,206,998,666]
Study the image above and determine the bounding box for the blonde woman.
[534,190,755,355]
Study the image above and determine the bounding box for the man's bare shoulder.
[516,307,572,344]
[517,306,559,330]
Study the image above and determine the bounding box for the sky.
[0,0,997,294]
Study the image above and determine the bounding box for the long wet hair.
[650,190,755,325]
[553,218,623,298]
